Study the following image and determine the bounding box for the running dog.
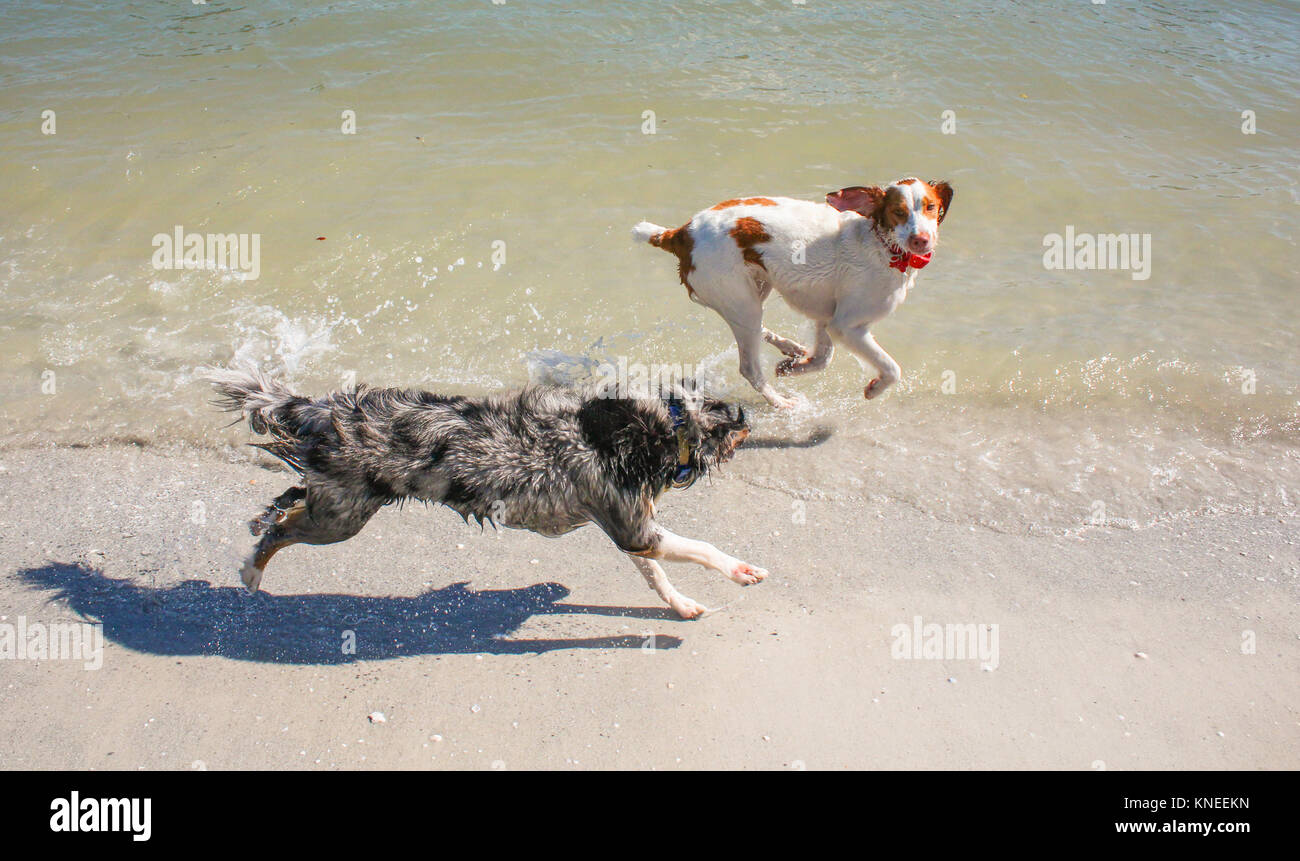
[633,178,953,408]
[207,369,762,619]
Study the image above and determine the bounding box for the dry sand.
[0,444,1295,770]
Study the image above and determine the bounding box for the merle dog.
[208,369,764,619]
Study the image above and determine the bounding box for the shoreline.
[0,443,1295,769]
[3,392,1297,538]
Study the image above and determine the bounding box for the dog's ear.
[721,405,748,453]
[826,185,885,217]
[692,403,749,468]
[928,180,953,224]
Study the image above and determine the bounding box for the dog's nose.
[908,233,933,253]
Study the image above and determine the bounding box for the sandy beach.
[0,442,1294,770]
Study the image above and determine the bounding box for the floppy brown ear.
[826,185,885,217]
[928,180,953,224]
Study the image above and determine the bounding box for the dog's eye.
[925,202,937,212]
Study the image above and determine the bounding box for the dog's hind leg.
[240,485,385,593]
[241,485,310,591]
[777,324,834,377]
[629,555,707,620]
[250,485,306,536]
[240,502,307,593]
[762,327,809,359]
[242,533,292,593]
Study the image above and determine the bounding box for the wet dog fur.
[207,368,763,619]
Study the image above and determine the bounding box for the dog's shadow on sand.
[743,425,834,450]
[16,563,682,664]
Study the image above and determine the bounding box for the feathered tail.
[633,220,697,297]
[204,367,326,472]
[632,221,669,244]
[205,367,302,432]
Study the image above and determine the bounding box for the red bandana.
[888,251,931,273]
[876,226,932,272]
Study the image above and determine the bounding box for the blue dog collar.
[666,402,694,487]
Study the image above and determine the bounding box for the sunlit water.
[1,0,1296,533]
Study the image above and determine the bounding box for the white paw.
[769,393,799,410]
[670,594,709,620]
[240,560,264,594]
[727,561,769,586]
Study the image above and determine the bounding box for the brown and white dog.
[633,178,953,408]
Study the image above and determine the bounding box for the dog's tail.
[631,221,670,246]
[634,220,697,261]
[634,221,698,298]
[204,367,328,470]
[633,221,695,268]
[205,367,304,432]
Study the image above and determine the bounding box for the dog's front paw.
[669,594,708,620]
[864,378,888,400]
[727,561,769,586]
